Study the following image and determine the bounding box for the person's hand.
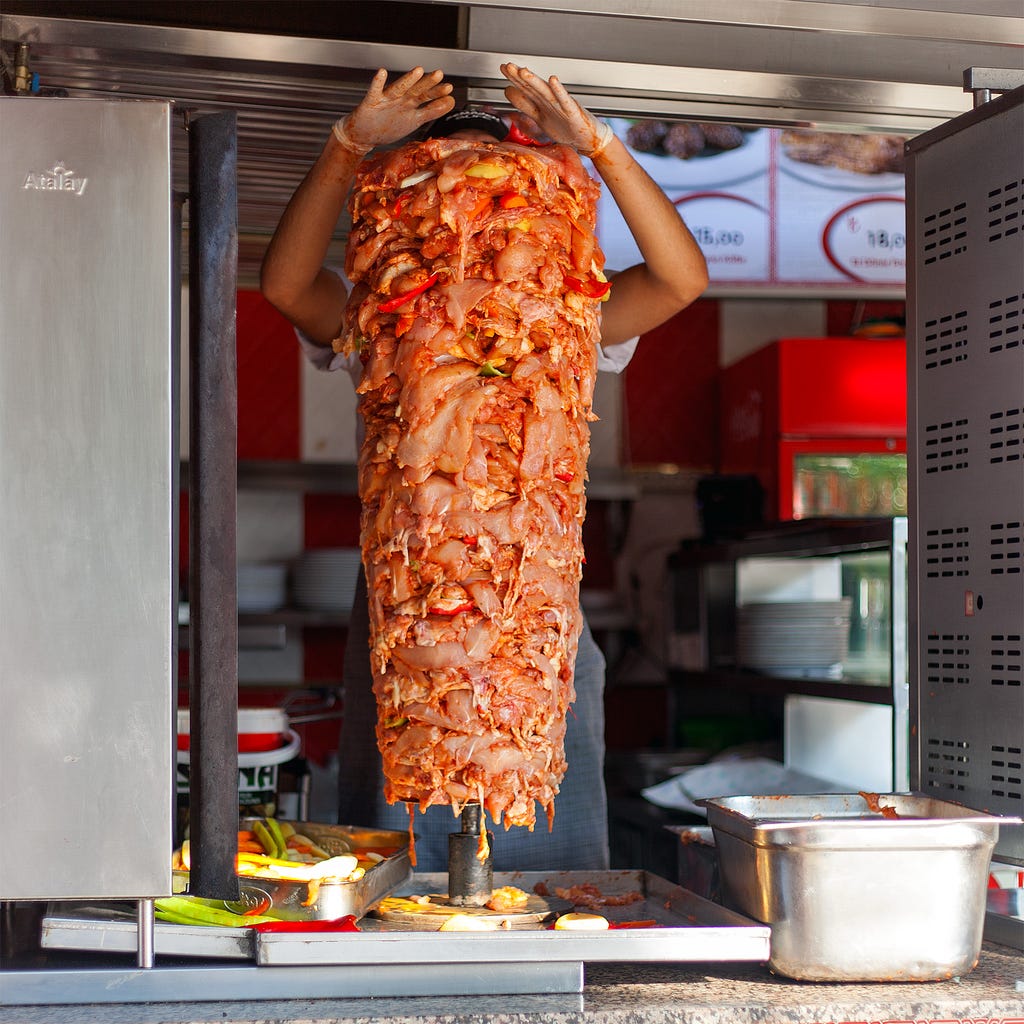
[333,67,455,155]
[500,62,613,157]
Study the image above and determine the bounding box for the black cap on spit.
[422,108,510,142]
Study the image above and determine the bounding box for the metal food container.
[173,822,412,921]
[704,793,1020,982]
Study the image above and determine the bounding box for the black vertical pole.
[187,110,240,900]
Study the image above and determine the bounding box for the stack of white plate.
[292,547,362,613]
[237,562,288,613]
[736,598,852,679]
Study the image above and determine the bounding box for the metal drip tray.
[257,870,768,966]
[39,870,769,995]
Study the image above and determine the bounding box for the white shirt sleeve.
[596,336,639,373]
[295,329,361,381]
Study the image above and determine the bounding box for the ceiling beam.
[1,14,974,130]
[419,0,1024,48]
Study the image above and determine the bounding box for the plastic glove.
[500,62,613,157]
[333,67,455,155]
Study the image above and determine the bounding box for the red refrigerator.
[720,337,907,522]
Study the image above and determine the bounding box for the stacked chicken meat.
[336,134,607,834]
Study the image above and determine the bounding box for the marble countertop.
[1,942,1022,1024]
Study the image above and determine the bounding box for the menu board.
[596,120,907,293]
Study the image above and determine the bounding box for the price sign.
[673,192,769,282]
[822,197,906,284]
[596,127,906,291]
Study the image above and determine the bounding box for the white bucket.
[176,728,301,804]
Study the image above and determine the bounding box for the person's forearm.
[591,135,709,346]
[260,133,362,345]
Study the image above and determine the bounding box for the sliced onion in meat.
[399,170,436,189]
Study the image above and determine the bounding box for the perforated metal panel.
[906,85,1024,863]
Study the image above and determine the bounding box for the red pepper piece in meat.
[469,194,494,220]
[378,273,439,314]
[506,121,544,147]
[429,600,474,616]
[499,191,528,209]
[564,276,612,300]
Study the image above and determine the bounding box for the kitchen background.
[7,0,1013,861]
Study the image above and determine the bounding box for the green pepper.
[478,360,509,377]
[154,897,277,928]
[265,816,289,859]
[252,819,278,857]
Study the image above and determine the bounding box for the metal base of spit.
[0,959,584,1005]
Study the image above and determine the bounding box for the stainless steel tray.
[42,906,253,960]
[256,870,769,966]
[41,870,770,971]
[705,793,1021,981]
[173,821,412,921]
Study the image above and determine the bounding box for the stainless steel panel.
[0,97,176,899]
[42,909,254,960]
[0,961,584,1004]
[459,0,1024,45]
[906,86,1024,867]
[465,6,1020,93]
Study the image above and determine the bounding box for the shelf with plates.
[663,516,910,789]
[667,668,893,706]
[666,517,907,701]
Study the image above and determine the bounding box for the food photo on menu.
[774,128,908,286]
[595,117,770,284]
